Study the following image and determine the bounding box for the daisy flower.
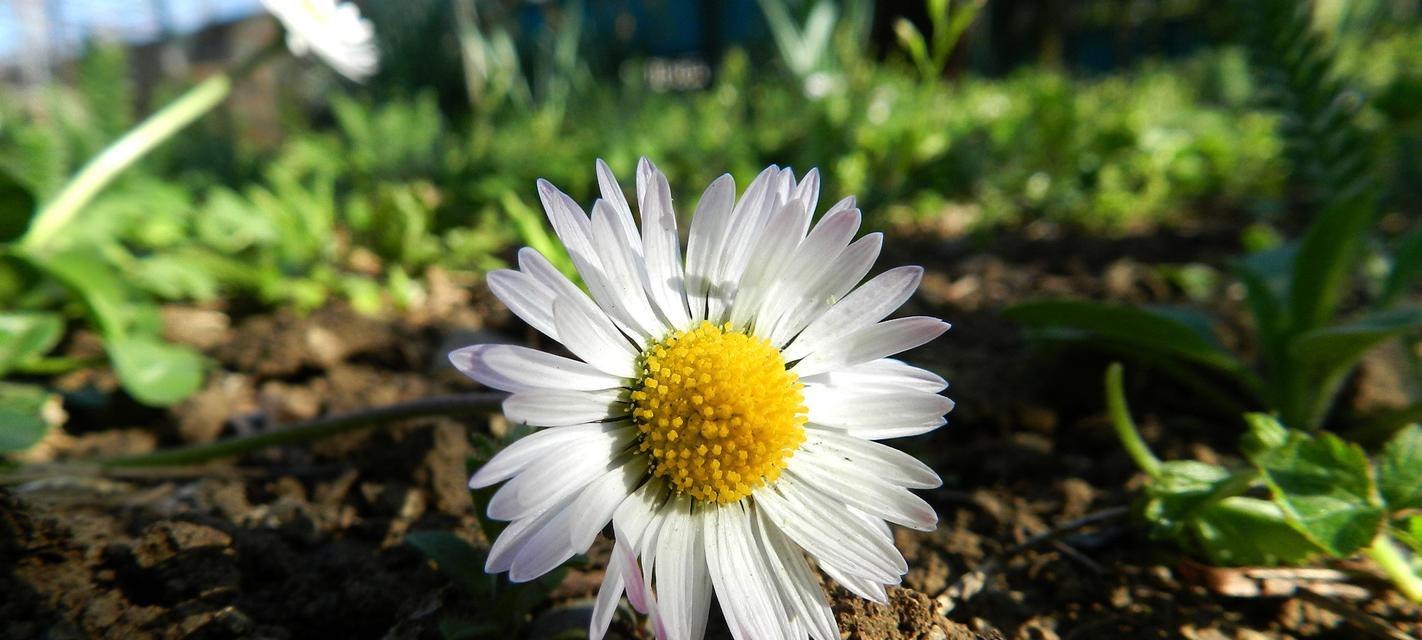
[261,0,379,82]
[451,159,952,639]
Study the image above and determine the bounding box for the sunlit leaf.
[1378,424,1422,511]
[0,312,64,376]
[107,335,205,407]
[1245,417,1386,557]
[23,249,133,337]
[0,383,55,454]
[1189,496,1324,566]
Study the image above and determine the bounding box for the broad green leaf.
[0,312,64,376]
[1290,307,1422,367]
[1246,424,1386,557]
[1005,299,1245,376]
[1235,245,1295,359]
[107,336,205,406]
[1290,195,1376,333]
[23,249,133,338]
[405,531,493,599]
[1190,496,1325,566]
[0,383,55,454]
[0,167,37,243]
[1240,412,1289,458]
[1380,223,1422,308]
[1378,425,1422,511]
[1142,460,1232,539]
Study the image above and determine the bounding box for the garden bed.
[3,226,1419,639]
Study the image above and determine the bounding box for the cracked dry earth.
[4,229,1422,639]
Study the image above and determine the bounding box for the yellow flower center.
[630,321,807,504]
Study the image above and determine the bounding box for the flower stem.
[1105,362,1162,478]
[100,392,505,468]
[1366,534,1422,603]
[20,40,283,253]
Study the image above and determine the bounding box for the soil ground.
[3,225,1420,639]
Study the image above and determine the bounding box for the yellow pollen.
[630,321,807,504]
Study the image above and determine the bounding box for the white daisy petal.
[792,316,950,377]
[824,195,855,216]
[591,200,664,339]
[509,506,580,582]
[486,490,577,573]
[705,503,790,640]
[804,358,948,394]
[787,460,937,532]
[803,386,954,431]
[486,269,558,340]
[590,539,630,640]
[502,388,626,427]
[489,449,625,521]
[752,508,838,640]
[469,423,632,489]
[819,560,889,604]
[570,457,650,551]
[755,478,903,583]
[841,417,948,441]
[656,498,713,640]
[753,207,861,338]
[782,266,925,362]
[552,298,639,378]
[789,168,821,235]
[727,200,811,330]
[707,165,780,321]
[803,428,942,489]
[637,159,692,327]
[537,179,599,274]
[449,344,625,392]
[684,174,736,321]
[768,232,883,346]
[262,0,379,81]
[596,159,641,255]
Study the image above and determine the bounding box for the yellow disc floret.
[630,321,807,504]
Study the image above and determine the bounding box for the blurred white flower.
[261,0,379,82]
[452,159,953,639]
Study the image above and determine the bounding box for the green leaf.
[1142,460,1232,538]
[23,249,133,338]
[1393,516,1422,554]
[0,312,64,376]
[107,336,205,407]
[1235,245,1295,354]
[0,167,37,243]
[1290,307,1422,367]
[405,531,493,599]
[1245,422,1386,557]
[1190,496,1325,566]
[0,383,55,454]
[1005,299,1245,376]
[1381,223,1422,308]
[1378,424,1422,511]
[1290,195,1376,332]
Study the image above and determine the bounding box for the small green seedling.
[1108,363,1422,602]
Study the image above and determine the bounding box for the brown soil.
[3,228,1420,639]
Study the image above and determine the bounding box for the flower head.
[261,0,378,82]
[451,159,952,639]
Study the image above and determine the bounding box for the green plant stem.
[100,392,505,468]
[1105,362,1163,478]
[20,40,282,252]
[14,355,103,375]
[1366,534,1422,603]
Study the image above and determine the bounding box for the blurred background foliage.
[1,0,1421,409]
